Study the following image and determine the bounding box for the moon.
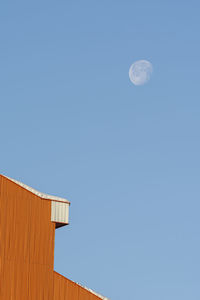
[129,60,153,86]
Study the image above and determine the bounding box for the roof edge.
[2,175,70,204]
[54,271,109,300]
[76,282,110,300]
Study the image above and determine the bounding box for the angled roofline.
[76,282,109,300]
[1,174,70,204]
[54,271,109,300]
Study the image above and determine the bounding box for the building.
[0,174,109,300]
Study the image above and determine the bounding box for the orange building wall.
[53,272,102,300]
[0,175,55,300]
[0,175,104,300]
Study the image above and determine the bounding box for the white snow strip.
[4,175,70,204]
[76,282,109,300]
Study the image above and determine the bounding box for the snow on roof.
[3,175,70,204]
[76,282,109,300]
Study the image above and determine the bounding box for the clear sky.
[1,1,200,299]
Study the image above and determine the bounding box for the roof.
[76,283,109,300]
[2,175,70,204]
[54,272,109,300]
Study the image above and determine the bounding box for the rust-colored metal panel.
[0,176,55,300]
[0,259,54,300]
[0,176,55,267]
[0,177,30,261]
[54,272,79,300]
[53,271,103,300]
[29,263,54,300]
[79,285,93,300]
[0,175,108,300]
[29,192,55,267]
[0,259,29,299]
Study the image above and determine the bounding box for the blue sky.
[1,1,200,299]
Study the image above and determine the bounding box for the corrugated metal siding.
[1,259,29,299]
[1,260,54,300]
[0,175,107,300]
[51,201,69,224]
[53,272,103,300]
[0,176,55,266]
[0,175,54,300]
